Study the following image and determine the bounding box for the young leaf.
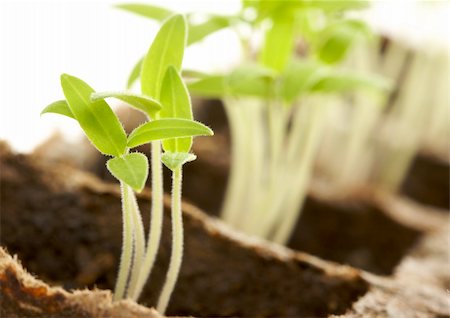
[91,91,162,117]
[141,14,187,101]
[316,20,372,64]
[115,3,173,22]
[259,12,295,72]
[280,61,328,102]
[187,75,226,98]
[311,71,392,93]
[126,57,143,89]
[60,74,127,157]
[228,64,275,97]
[187,15,230,45]
[107,153,149,192]
[41,100,75,119]
[160,66,193,153]
[161,152,196,171]
[127,118,213,148]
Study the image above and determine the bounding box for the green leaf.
[228,64,275,96]
[128,118,213,148]
[106,152,149,192]
[141,14,187,101]
[41,100,75,119]
[259,12,295,72]
[91,91,162,117]
[317,20,372,64]
[115,3,173,22]
[280,61,328,102]
[60,74,127,157]
[311,71,392,93]
[187,15,230,45]
[187,75,226,98]
[126,57,143,89]
[161,152,196,171]
[303,0,369,11]
[160,66,193,152]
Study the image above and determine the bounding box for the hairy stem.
[157,166,183,314]
[113,182,134,301]
[126,189,146,297]
[130,141,163,301]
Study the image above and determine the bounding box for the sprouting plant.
[41,13,213,314]
[118,0,390,245]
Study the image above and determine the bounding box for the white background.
[1,0,448,153]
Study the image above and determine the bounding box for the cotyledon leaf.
[106,152,149,192]
[141,14,187,101]
[160,66,193,153]
[91,91,162,117]
[127,118,213,148]
[41,100,75,119]
[60,74,127,157]
[161,152,197,171]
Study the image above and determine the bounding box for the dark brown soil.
[287,193,423,275]
[401,153,450,210]
[1,143,369,317]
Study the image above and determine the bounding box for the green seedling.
[119,1,390,246]
[41,13,213,314]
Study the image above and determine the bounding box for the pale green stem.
[157,166,183,314]
[130,141,163,301]
[113,182,134,301]
[272,99,327,244]
[248,102,287,237]
[221,99,250,225]
[126,189,145,298]
[377,53,432,191]
[238,100,267,233]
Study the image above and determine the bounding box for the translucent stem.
[130,141,163,301]
[113,182,134,301]
[272,99,327,244]
[157,166,183,314]
[126,189,145,297]
[221,99,249,225]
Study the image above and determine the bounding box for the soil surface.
[1,143,370,317]
[401,153,450,210]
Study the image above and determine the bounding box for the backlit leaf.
[128,118,213,148]
[91,91,162,117]
[187,15,230,45]
[311,71,392,93]
[41,100,75,119]
[317,20,372,64]
[141,14,187,101]
[187,75,226,98]
[160,66,193,152]
[115,3,173,22]
[126,57,143,89]
[60,74,127,156]
[259,12,295,72]
[107,152,149,192]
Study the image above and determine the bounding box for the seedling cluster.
[119,0,390,244]
[42,14,213,314]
